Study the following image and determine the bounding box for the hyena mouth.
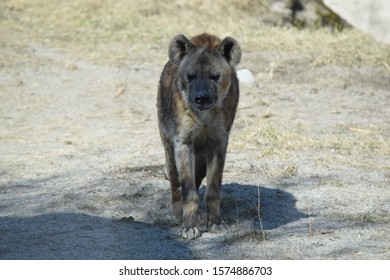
[194,103,214,111]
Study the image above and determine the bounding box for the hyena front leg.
[174,141,201,240]
[205,138,229,234]
[194,150,207,227]
[163,139,182,220]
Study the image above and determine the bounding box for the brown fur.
[157,33,241,239]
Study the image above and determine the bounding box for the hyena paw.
[178,227,201,240]
[208,222,230,234]
[197,210,207,226]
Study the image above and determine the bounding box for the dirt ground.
[0,1,389,259]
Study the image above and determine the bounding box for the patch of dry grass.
[230,117,390,170]
[333,210,390,225]
[230,121,312,158]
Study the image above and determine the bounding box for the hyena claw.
[178,227,201,240]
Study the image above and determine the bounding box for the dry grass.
[1,0,389,67]
[228,116,390,177]
[231,123,310,157]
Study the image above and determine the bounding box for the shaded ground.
[0,0,389,259]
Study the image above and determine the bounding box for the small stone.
[237,69,254,85]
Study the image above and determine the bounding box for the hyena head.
[168,33,241,111]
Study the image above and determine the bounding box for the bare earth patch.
[0,0,389,259]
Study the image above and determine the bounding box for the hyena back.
[157,33,241,239]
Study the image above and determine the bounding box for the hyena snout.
[194,91,212,107]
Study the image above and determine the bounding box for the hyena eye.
[210,74,220,81]
[187,74,196,81]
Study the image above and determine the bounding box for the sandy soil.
[1,1,389,259]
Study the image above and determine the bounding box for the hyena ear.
[217,37,241,67]
[169,34,194,65]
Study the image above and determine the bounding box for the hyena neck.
[185,106,224,130]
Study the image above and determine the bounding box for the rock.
[270,1,291,17]
[324,0,390,44]
[237,69,255,85]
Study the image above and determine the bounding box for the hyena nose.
[194,92,211,105]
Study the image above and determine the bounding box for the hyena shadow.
[199,183,307,230]
[0,212,193,260]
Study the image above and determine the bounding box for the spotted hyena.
[157,33,241,239]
